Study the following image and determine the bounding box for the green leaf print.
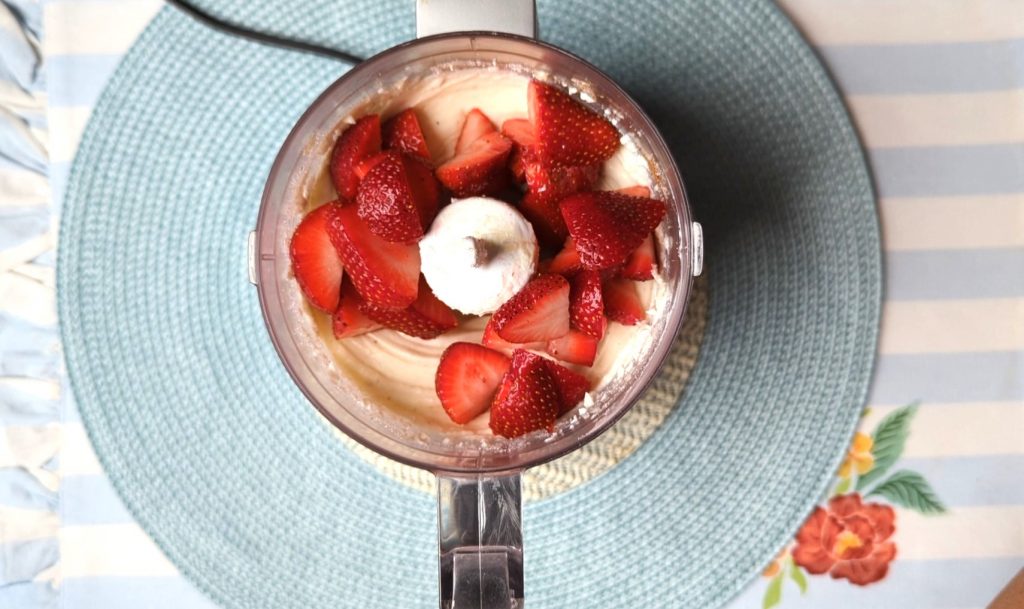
[867,470,947,514]
[856,403,918,490]
[763,573,783,609]
[788,561,808,594]
[832,477,851,496]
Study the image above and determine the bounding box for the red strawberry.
[435,342,511,424]
[560,191,666,270]
[545,329,598,367]
[360,276,457,339]
[603,278,645,325]
[527,81,619,167]
[524,161,600,204]
[545,236,582,276]
[456,108,498,154]
[383,108,431,162]
[568,270,605,338]
[330,115,381,200]
[356,151,441,243]
[332,277,381,338]
[436,131,513,198]
[289,202,345,312]
[541,357,590,413]
[620,234,656,280]
[519,191,569,248]
[501,119,537,183]
[489,349,560,437]
[481,317,545,353]
[326,203,420,308]
[354,151,389,181]
[491,274,570,343]
[616,185,651,198]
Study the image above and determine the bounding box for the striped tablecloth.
[2,1,1022,607]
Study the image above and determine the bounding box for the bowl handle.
[416,0,537,39]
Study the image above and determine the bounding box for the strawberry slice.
[616,185,651,198]
[491,274,570,343]
[489,349,560,437]
[560,191,666,270]
[436,131,513,198]
[332,277,381,338]
[519,191,569,248]
[524,161,600,204]
[456,108,498,155]
[620,234,656,280]
[383,109,431,163]
[603,278,645,325]
[545,329,598,367]
[544,236,582,276]
[360,276,457,339]
[501,119,536,183]
[354,151,389,181]
[569,270,605,339]
[326,203,420,308]
[330,115,382,200]
[435,342,511,424]
[481,317,545,353]
[528,81,620,167]
[541,357,591,413]
[289,202,345,312]
[356,151,441,243]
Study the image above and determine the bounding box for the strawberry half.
[330,115,382,200]
[435,342,511,424]
[360,276,457,339]
[489,349,560,438]
[544,236,582,276]
[616,185,651,198]
[569,270,605,339]
[456,108,498,155]
[519,191,569,249]
[541,357,591,414]
[501,119,536,183]
[383,108,431,163]
[436,131,513,198]
[491,274,570,343]
[356,151,441,243]
[527,80,620,167]
[481,317,545,353]
[603,278,645,325]
[326,203,420,308]
[332,277,381,338]
[545,329,598,367]
[289,202,345,312]
[524,161,600,204]
[620,234,656,280]
[560,191,666,270]
[354,151,389,181]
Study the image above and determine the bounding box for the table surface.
[1,1,1022,608]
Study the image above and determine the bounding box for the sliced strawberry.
[528,81,619,167]
[616,185,651,198]
[326,203,420,308]
[568,270,605,339]
[332,277,381,338]
[545,329,598,367]
[542,356,591,413]
[360,276,457,339]
[519,191,569,248]
[383,108,431,163]
[603,278,645,325]
[289,202,345,312]
[508,147,529,183]
[354,151,389,181]
[501,118,538,149]
[435,342,511,424]
[560,191,666,270]
[524,161,600,204]
[481,317,545,353]
[330,115,381,200]
[489,349,560,437]
[620,234,656,280]
[545,236,582,276]
[491,274,570,343]
[456,108,497,154]
[436,131,513,198]
[356,151,441,243]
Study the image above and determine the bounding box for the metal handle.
[416,0,537,39]
[437,472,524,609]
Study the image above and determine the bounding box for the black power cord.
[164,0,365,65]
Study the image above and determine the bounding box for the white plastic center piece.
[419,197,539,316]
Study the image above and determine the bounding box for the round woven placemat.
[57,1,880,608]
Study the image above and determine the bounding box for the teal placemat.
[56,1,880,607]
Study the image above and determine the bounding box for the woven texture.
[56,1,880,608]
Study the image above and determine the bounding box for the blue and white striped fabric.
[2,1,1022,608]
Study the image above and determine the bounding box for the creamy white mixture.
[295,68,669,433]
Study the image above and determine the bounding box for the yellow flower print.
[839,432,874,478]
